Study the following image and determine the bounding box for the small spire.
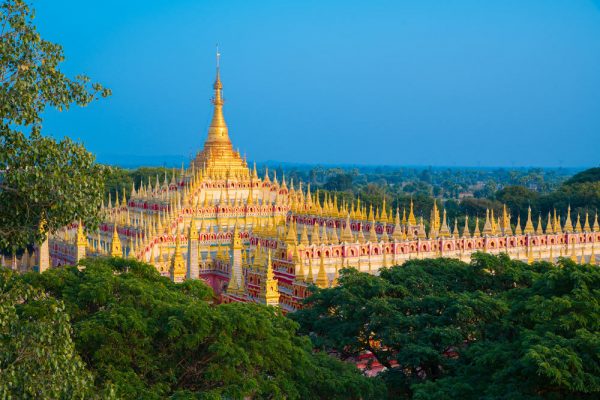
[439,209,451,238]
[462,215,471,238]
[515,215,523,235]
[110,223,122,257]
[306,256,314,283]
[545,211,553,234]
[564,205,574,232]
[76,220,87,247]
[170,234,186,282]
[408,198,417,226]
[536,214,543,235]
[524,206,535,234]
[316,252,329,288]
[482,209,493,236]
[584,212,591,232]
[473,216,481,237]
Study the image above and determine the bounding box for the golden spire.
[473,216,481,237]
[300,224,310,245]
[294,248,305,281]
[515,215,522,235]
[368,218,378,242]
[575,213,582,233]
[546,211,553,234]
[76,220,87,247]
[194,49,249,178]
[482,209,493,236]
[417,217,427,239]
[341,214,354,243]
[594,212,599,232]
[563,205,574,232]
[523,207,535,234]
[536,214,543,235]
[381,197,388,221]
[320,223,329,244]
[311,222,320,245]
[285,220,297,245]
[439,209,451,238]
[330,224,340,244]
[408,198,417,226]
[584,212,591,232]
[430,200,440,234]
[392,208,403,241]
[490,209,497,235]
[316,252,329,288]
[207,48,227,142]
[306,256,314,283]
[462,215,471,238]
[110,223,122,257]
[554,209,562,234]
[263,251,280,306]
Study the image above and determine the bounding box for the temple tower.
[193,50,249,178]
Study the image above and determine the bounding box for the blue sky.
[35,0,600,167]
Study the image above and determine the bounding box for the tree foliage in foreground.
[0,0,110,253]
[0,130,109,253]
[292,254,600,399]
[0,268,111,399]
[16,257,383,399]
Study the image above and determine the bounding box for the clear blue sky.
[35,0,600,168]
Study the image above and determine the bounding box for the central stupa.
[194,53,250,179]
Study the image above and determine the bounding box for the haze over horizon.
[36,0,600,168]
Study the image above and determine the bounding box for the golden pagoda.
[193,50,250,179]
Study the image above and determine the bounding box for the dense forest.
[2,254,598,399]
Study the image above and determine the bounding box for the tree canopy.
[292,254,600,399]
[0,0,111,253]
[0,267,108,399]
[565,167,600,185]
[12,257,383,399]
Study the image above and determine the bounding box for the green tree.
[323,173,353,191]
[0,267,111,399]
[0,131,109,253]
[293,255,600,399]
[564,167,600,185]
[495,185,540,219]
[0,0,110,253]
[412,259,600,399]
[23,257,384,399]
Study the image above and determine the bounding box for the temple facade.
[37,59,600,312]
